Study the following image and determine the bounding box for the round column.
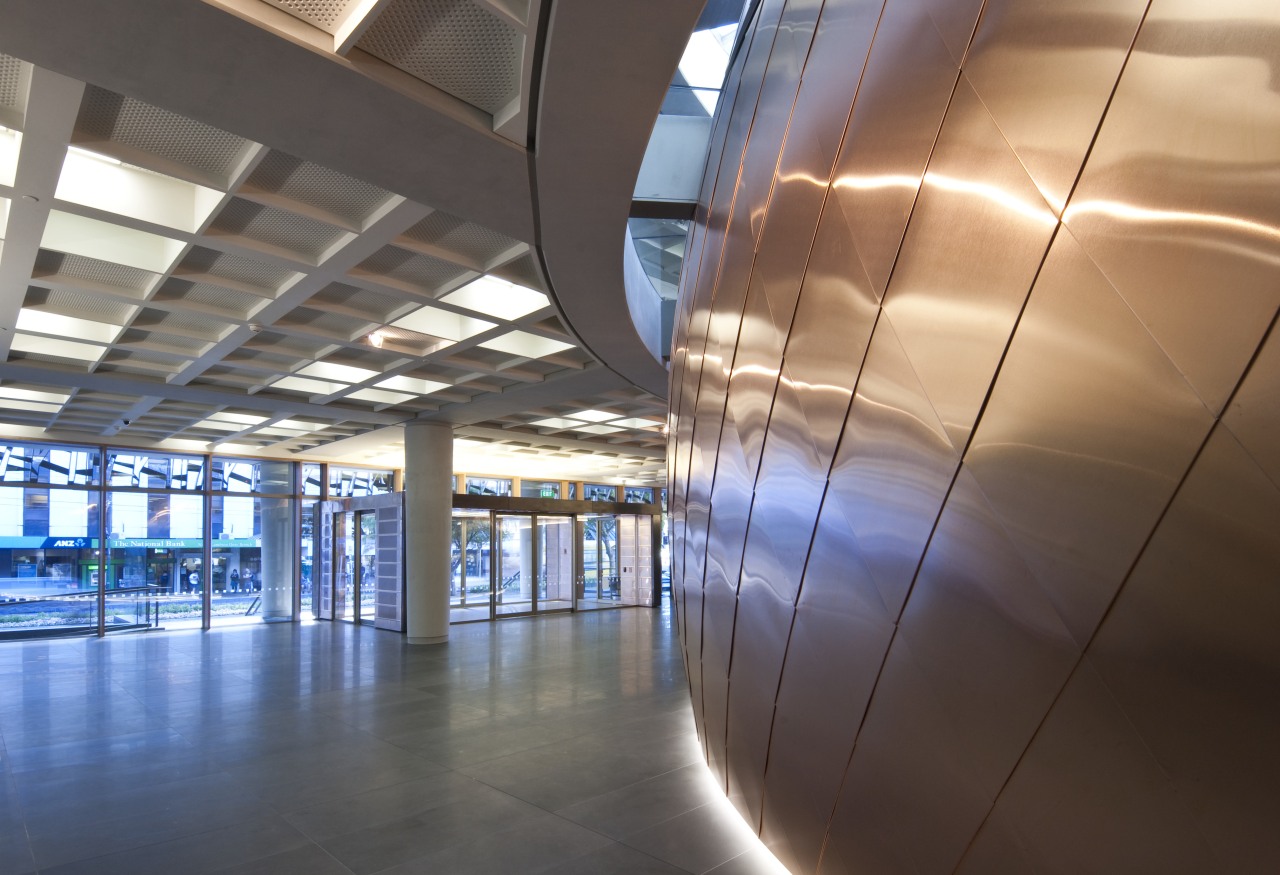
[404,420,453,645]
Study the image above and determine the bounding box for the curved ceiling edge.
[532,1,702,401]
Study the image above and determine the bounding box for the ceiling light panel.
[345,387,416,405]
[9,334,108,364]
[210,411,267,425]
[0,386,71,404]
[297,361,379,383]
[439,275,548,321]
[390,304,492,341]
[572,424,624,435]
[269,375,346,395]
[609,417,664,429]
[0,126,19,187]
[56,148,222,232]
[530,417,582,429]
[566,409,621,423]
[42,210,185,274]
[16,308,120,344]
[477,331,574,359]
[375,374,449,395]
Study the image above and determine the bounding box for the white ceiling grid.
[0,49,666,482]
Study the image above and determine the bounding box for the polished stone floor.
[0,607,788,874]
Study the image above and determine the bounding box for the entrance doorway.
[333,509,377,624]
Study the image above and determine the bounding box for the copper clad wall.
[667,0,1280,872]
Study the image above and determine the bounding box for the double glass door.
[451,512,573,622]
[333,510,377,624]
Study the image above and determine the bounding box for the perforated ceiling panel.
[402,210,519,266]
[75,86,252,183]
[23,287,136,326]
[0,52,23,111]
[260,0,357,31]
[490,251,545,291]
[357,245,471,294]
[151,280,263,319]
[209,198,348,259]
[247,151,393,226]
[176,246,295,294]
[356,0,522,115]
[32,250,158,293]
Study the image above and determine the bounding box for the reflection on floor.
[0,606,789,874]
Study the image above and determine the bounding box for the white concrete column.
[404,420,453,645]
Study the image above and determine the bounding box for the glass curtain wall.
[209,457,295,627]
[105,450,207,632]
[0,443,101,638]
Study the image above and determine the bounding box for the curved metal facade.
[666,1,1280,872]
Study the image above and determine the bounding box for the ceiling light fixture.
[368,330,386,349]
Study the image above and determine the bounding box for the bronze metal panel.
[881,74,1058,451]
[831,0,958,298]
[1223,322,1280,489]
[897,466,1079,796]
[761,500,895,874]
[744,0,882,349]
[965,0,1148,214]
[917,0,986,67]
[819,630,994,875]
[828,314,958,618]
[1087,425,1280,871]
[724,580,794,827]
[953,658,1220,875]
[964,229,1215,646]
[790,0,885,179]
[780,200,881,460]
[738,0,823,249]
[1062,0,1280,413]
[722,274,786,482]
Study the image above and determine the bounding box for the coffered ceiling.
[0,0,701,484]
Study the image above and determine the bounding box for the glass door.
[333,512,355,622]
[538,515,574,613]
[577,514,619,610]
[496,514,533,616]
[451,510,493,622]
[356,510,377,624]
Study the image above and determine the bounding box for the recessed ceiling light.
[376,375,449,395]
[368,330,385,348]
[478,331,574,359]
[439,276,549,321]
[297,361,379,384]
[566,409,621,423]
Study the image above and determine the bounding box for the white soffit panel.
[57,148,222,233]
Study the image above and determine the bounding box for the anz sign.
[43,537,92,549]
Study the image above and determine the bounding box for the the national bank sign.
[0,537,261,549]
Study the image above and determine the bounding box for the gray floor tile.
[0,610,791,875]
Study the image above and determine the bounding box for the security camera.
[122,419,131,426]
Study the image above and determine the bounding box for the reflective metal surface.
[880,76,1058,451]
[1061,0,1280,413]
[669,0,1280,871]
[830,0,958,297]
[964,230,1215,645]
[965,0,1148,214]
